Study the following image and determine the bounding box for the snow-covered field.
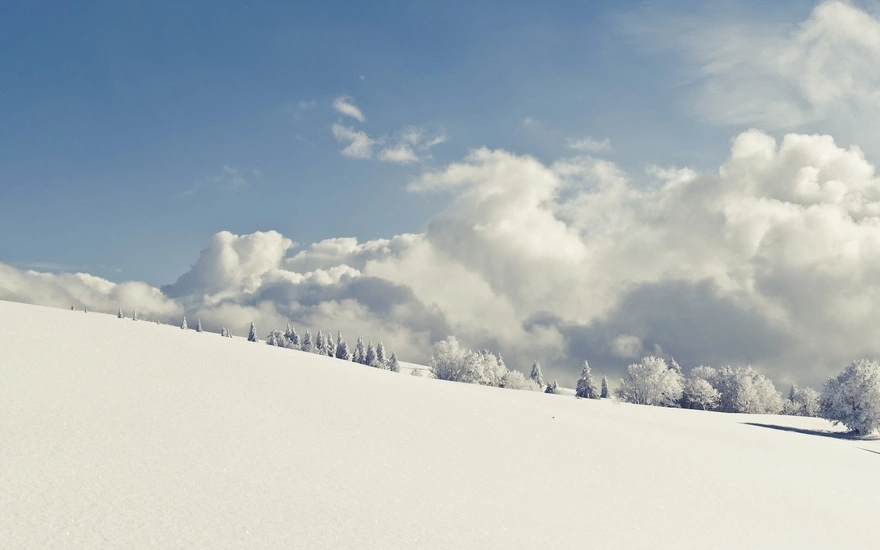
[2,300,879,549]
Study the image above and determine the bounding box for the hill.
[1,300,879,548]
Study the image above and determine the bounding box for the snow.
[1,300,879,548]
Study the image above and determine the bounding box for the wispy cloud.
[568,137,611,153]
[333,96,366,122]
[332,124,376,159]
[379,145,419,164]
[180,166,250,197]
[523,116,538,127]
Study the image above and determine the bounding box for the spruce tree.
[324,331,335,357]
[315,330,325,354]
[181,316,188,330]
[289,325,300,347]
[389,352,401,373]
[221,327,228,338]
[365,342,378,367]
[354,336,366,364]
[600,375,609,398]
[196,319,203,332]
[545,379,559,394]
[376,342,388,368]
[301,329,313,352]
[118,308,124,319]
[529,361,544,387]
[576,361,598,399]
[336,332,352,361]
[248,322,258,342]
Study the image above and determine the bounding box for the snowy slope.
[1,300,879,549]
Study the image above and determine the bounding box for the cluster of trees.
[429,337,541,391]
[251,322,401,372]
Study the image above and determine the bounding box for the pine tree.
[315,330,326,354]
[288,325,300,347]
[181,316,188,330]
[600,375,609,398]
[248,322,258,342]
[545,379,559,394]
[576,360,598,399]
[389,352,401,373]
[285,323,294,341]
[325,331,335,357]
[529,361,544,387]
[365,342,378,367]
[301,329,313,352]
[336,332,352,361]
[196,319,203,332]
[118,308,124,319]
[376,342,388,368]
[354,336,366,364]
[221,327,228,338]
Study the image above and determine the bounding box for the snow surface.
[2,300,880,549]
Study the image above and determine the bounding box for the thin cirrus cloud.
[568,137,611,153]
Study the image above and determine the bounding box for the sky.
[3,0,880,387]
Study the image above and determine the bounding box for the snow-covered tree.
[389,352,401,373]
[301,329,313,352]
[501,370,541,391]
[267,330,286,347]
[376,342,388,368]
[430,337,484,384]
[354,336,366,364]
[365,342,378,367]
[132,310,138,321]
[680,377,721,411]
[576,360,599,399]
[545,379,559,394]
[711,366,783,414]
[600,376,609,399]
[118,308,123,319]
[784,384,821,417]
[315,330,326,354]
[84,306,88,313]
[181,316,188,330]
[221,327,228,337]
[336,332,352,361]
[615,356,683,406]
[820,359,880,435]
[529,361,544,387]
[285,324,300,348]
[247,322,258,343]
[196,319,202,333]
[321,331,333,357]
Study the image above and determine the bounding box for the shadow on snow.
[742,422,880,443]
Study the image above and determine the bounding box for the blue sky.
[1,0,802,284]
[3,0,880,386]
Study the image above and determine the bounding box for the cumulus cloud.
[7,128,880,388]
[332,124,376,159]
[332,96,366,122]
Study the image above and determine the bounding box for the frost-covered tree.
[365,342,378,367]
[132,310,138,321]
[267,330,286,347]
[247,322,258,342]
[501,370,541,391]
[389,352,401,373]
[545,379,559,394]
[576,361,599,399]
[680,376,721,411]
[430,337,486,384]
[285,324,300,348]
[118,308,124,319]
[221,327,229,338]
[820,359,880,435]
[376,342,388,368]
[324,331,335,357]
[600,376,609,399]
[336,332,352,361]
[784,384,821,417]
[354,336,366,364]
[196,319,203,333]
[181,316,188,330]
[315,330,326,354]
[529,361,544,387]
[711,366,783,414]
[616,356,683,406]
[301,329,313,352]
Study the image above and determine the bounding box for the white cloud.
[379,145,419,164]
[333,96,366,122]
[568,137,611,153]
[9,129,880,388]
[523,116,538,127]
[298,100,317,111]
[632,1,880,151]
[332,124,376,159]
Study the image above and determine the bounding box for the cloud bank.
[5,129,880,388]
